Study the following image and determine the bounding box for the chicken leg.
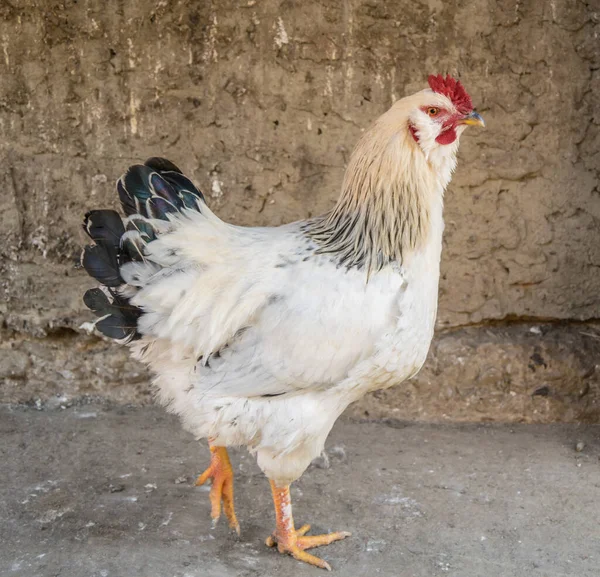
[265,480,351,571]
[195,444,240,535]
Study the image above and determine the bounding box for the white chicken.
[81,74,484,570]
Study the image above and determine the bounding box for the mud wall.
[1,0,599,421]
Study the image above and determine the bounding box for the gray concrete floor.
[1,405,599,577]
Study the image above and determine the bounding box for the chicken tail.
[117,157,205,219]
[81,157,205,342]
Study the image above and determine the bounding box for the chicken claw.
[195,445,240,535]
[266,481,351,570]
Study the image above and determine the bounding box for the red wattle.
[436,128,457,145]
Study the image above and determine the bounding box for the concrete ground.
[1,405,599,577]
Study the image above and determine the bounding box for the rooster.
[81,74,484,570]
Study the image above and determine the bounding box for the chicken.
[81,74,484,571]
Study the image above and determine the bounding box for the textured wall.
[1,1,599,419]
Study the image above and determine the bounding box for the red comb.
[428,74,473,114]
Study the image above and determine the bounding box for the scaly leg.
[265,480,351,571]
[195,444,240,535]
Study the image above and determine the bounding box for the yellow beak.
[460,111,485,127]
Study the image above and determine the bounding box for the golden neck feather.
[307,112,443,274]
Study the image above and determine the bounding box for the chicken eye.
[427,107,440,117]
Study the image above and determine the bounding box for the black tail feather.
[118,158,205,220]
[95,314,139,340]
[125,215,157,240]
[81,210,126,287]
[83,287,112,315]
[82,157,201,342]
[81,245,123,287]
[144,157,182,173]
[81,209,138,338]
[83,210,125,246]
[83,288,141,341]
[160,171,206,209]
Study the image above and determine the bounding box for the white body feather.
[130,215,443,484]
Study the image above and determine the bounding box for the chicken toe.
[195,445,240,535]
[265,480,350,570]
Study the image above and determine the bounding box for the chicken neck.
[307,117,446,275]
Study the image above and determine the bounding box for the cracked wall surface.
[0,0,599,419]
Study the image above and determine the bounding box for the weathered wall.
[1,0,599,420]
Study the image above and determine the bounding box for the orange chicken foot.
[265,480,351,571]
[195,444,240,535]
